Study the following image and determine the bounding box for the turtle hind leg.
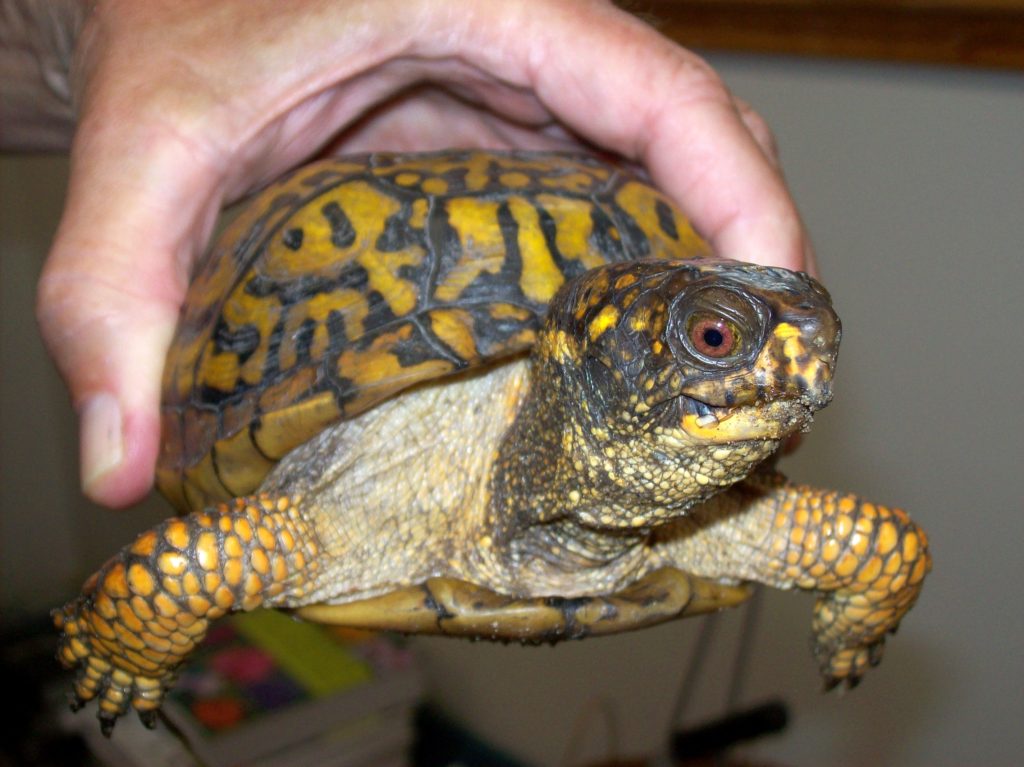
[54,494,321,733]
[296,568,751,641]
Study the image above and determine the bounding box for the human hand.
[33,0,813,508]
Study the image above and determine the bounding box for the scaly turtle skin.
[54,150,930,734]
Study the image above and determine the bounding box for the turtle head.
[534,259,840,522]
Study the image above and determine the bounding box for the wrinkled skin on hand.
[30,0,813,509]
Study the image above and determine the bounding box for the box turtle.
[54,150,930,734]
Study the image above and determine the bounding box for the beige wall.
[2,54,1021,765]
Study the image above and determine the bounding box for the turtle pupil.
[703,328,724,348]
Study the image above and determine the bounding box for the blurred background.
[3,41,1022,767]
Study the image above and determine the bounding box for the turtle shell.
[157,150,710,510]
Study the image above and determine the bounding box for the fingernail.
[80,393,124,494]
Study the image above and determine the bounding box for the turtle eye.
[667,284,766,370]
[688,315,738,359]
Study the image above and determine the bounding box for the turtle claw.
[816,638,887,691]
[99,716,117,739]
[54,593,178,733]
[67,691,86,713]
[138,709,159,730]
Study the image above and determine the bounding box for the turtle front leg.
[659,472,931,687]
[54,494,321,734]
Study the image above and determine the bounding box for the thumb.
[37,129,222,508]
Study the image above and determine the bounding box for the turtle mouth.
[675,395,815,444]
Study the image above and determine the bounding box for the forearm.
[0,0,84,150]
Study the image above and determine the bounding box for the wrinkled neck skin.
[487,353,780,578]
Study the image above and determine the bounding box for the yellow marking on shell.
[541,171,600,193]
[509,196,566,303]
[410,198,429,228]
[278,289,369,366]
[500,171,530,187]
[209,427,276,498]
[429,308,479,361]
[491,303,533,322]
[435,198,507,302]
[613,180,709,257]
[194,345,241,392]
[588,304,620,342]
[180,452,230,509]
[463,152,491,191]
[217,294,280,390]
[252,391,343,461]
[330,327,454,417]
[532,193,604,272]
[161,154,333,400]
[395,172,420,186]
[356,245,423,317]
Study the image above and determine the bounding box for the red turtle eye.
[689,316,737,358]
